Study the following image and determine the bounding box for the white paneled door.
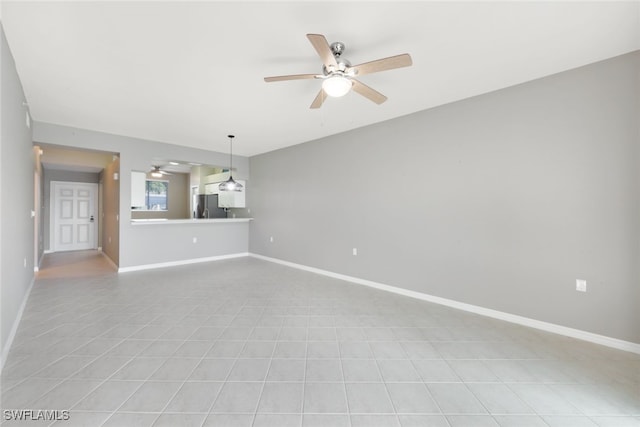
[51,181,99,252]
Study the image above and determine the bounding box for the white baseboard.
[249,253,640,355]
[118,252,249,273]
[0,276,36,373]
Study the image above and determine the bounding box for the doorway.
[50,181,99,252]
[36,144,119,265]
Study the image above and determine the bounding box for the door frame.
[49,181,99,252]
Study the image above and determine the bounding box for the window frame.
[144,179,169,211]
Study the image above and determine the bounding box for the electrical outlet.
[193,237,197,243]
[269,236,274,243]
[352,248,358,256]
[576,279,587,292]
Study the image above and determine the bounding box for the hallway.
[37,250,117,280]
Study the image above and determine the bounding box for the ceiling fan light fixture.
[263,34,412,108]
[151,171,163,178]
[322,74,352,97]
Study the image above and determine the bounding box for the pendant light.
[219,134,243,192]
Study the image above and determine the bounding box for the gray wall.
[32,123,250,269]
[1,25,34,367]
[42,169,100,251]
[249,51,640,344]
[34,148,44,266]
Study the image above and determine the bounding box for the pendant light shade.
[219,135,243,192]
[219,176,242,192]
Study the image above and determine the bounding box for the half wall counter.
[120,218,253,272]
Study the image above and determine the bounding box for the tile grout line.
[300,328,308,427]
[408,344,455,427]
[5,295,161,412]
[96,314,193,427]
[249,306,283,427]
[146,304,222,427]
[199,303,259,426]
[335,327,353,427]
[91,301,228,426]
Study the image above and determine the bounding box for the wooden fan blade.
[350,53,412,76]
[352,79,387,105]
[310,89,327,109]
[264,74,318,83]
[307,34,338,69]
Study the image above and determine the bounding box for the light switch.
[576,279,587,292]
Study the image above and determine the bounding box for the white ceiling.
[2,1,639,157]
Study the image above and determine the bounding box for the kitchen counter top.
[131,218,253,225]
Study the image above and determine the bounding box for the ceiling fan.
[149,165,172,178]
[264,34,412,109]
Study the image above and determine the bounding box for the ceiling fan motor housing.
[323,42,351,75]
[323,60,351,76]
[330,41,345,57]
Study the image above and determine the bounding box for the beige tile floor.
[1,250,639,426]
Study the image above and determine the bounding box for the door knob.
[90,215,95,222]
